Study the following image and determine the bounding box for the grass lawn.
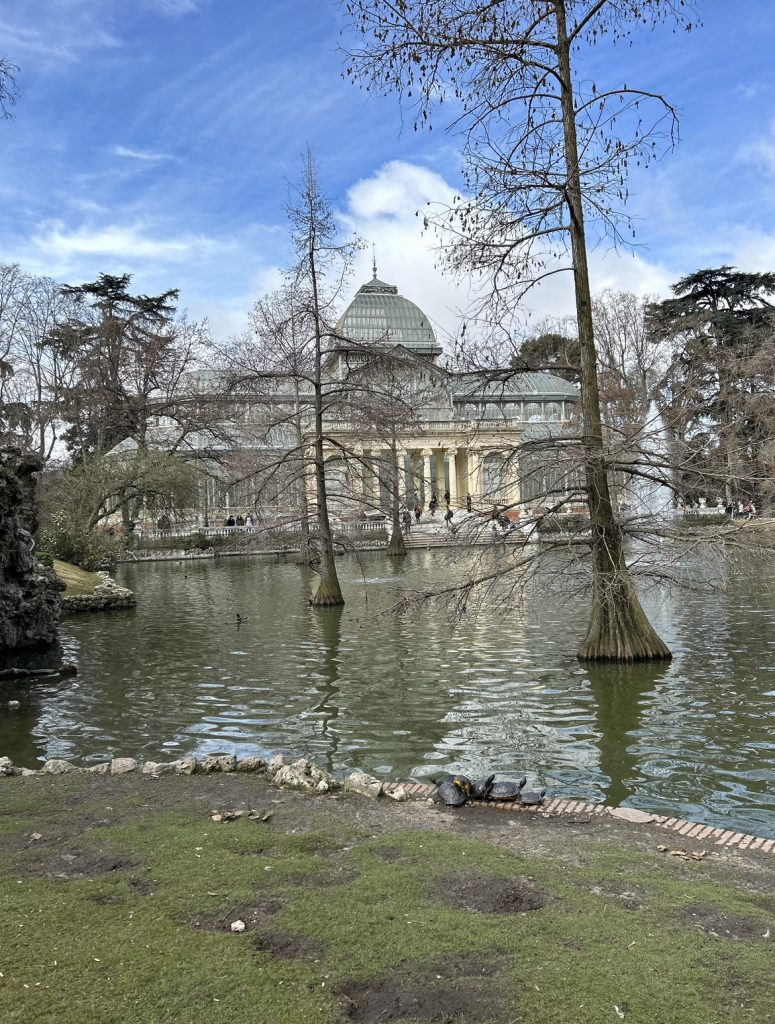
[52,560,102,596]
[0,774,772,1024]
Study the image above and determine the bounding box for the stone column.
[420,448,432,506]
[410,450,421,507]
[448,448,458,506]
[433,448,447,503]
[467,448,481,500]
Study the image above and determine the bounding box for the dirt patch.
[337,955,509,1023]
[436,873,547,914]
[21,847,141,882]
[682,904,773,941]
[253,928,321,959]
[192,896,285,933]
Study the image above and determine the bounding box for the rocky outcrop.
[61,573,136,613]
[0,448,62,653]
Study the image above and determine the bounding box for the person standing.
[466,493,472,513]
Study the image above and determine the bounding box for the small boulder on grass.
[0,756,20,777]
[344,770,384,799]
[42,759,81,775]
[272,758,339,794]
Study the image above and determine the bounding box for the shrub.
[36,551,54,568]
[38,513,123,571]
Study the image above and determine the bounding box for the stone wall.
[61,572,136,614]
[0,448,62,653]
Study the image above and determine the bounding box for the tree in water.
[287,150,362,606]
[342,0,699,659]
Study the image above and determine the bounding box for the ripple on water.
[5,551,769,836]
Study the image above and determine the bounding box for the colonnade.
[355,445,520,510]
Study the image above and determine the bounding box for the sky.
[2,0,775,347]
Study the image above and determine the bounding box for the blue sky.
[2,0,775,343]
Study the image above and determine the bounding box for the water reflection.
[586,661,669,808]
[4,549,774,837]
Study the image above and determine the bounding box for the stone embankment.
[0,753,410,800]
[2,751,772,853]
[61,572,136,613]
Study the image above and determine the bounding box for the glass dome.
[335,273,442,359]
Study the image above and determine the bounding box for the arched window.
[546,402,562,422]
[526,402,542,422]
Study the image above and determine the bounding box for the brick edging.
[383,783,775,855]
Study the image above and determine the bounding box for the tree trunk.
[309,246,344,608]
[294,391,315,566]
[554,0,670,661]
[386,438,406,557]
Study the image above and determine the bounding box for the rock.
[142,761,175,776]
[386,785,410,802]
[0,449,62,653]
[200,754,237,774]
[20,767,38,776]
[344,770,384,800]
[0,756,20,776]
[272,758,339,795]
[59,662,78,676]
[230,920,246,933]
[610,807,657,824]
[265,753,286,779]
[7,700,20,710]
[42,759,80,775]
[110,757,138,775]
[87,763,111,775]
[173,757,198,775]
[236,755,266,774]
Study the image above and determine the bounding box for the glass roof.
[335,274,441,354]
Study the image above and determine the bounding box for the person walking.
[444,506,454,528]
[429,493,438,516]
[466,493,472,513]
[414,504,422,523]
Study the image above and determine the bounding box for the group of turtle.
[432,772,546,808]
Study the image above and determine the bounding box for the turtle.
[469,774,496,800]
[519,788,547,807]
[432,775,472,807]
[486,776,527,801]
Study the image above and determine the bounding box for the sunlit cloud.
[111,145,173,162]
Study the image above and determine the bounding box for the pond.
[1,549,774,837]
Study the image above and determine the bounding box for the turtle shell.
[487,777,527,801]
[469,774,496,800]
[433,777,471,807]
[519,789,546,806]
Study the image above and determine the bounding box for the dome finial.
[372,244,377,279]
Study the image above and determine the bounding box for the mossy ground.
[52,560,101,596]
[0,775,772,1024]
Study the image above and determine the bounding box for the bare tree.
[0,57,18,120]
[342,0,701,660]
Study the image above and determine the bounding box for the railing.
[136,519,389,542]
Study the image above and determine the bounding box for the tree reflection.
[586,660,670,807]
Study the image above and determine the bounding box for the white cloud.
[111,146,173,162]
[339,160,677,347]
[738,122,775,178]
[146,0,205,15]
[30,221,217,264]
[0,9,120,64]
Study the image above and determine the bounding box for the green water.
[1,549,773,836]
